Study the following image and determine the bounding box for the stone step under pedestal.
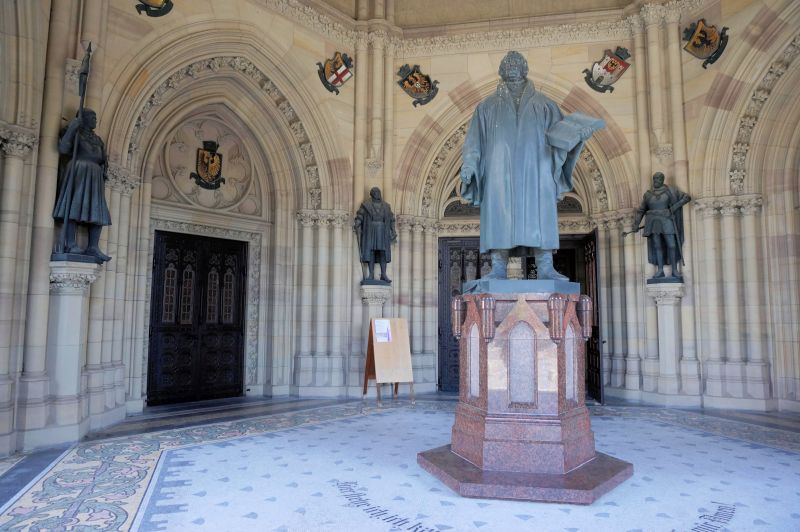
[418,445,633,504]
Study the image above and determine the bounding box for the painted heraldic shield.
[317,52,353,95]
[583,47,630,93]
[683,19,729,68]
[397,64,439,106]
[190,141,226,190]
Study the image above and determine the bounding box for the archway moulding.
[689,0,800,197]
[101,23,346,212]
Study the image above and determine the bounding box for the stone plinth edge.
[463,278,580,294]
[359,283,392,305]
[418,445,633,505]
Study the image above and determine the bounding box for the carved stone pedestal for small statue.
[418,286,632,504]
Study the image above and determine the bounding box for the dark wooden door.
[583,233,603,403]
[148,231,247,405]
[437,237,491,392]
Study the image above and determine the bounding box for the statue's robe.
[53,127,112,226]
[461,80,585,253]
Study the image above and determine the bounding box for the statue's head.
[499,51,528,83]
[80,108,97,130]
[652,172,665,188]
[370,187,382,201]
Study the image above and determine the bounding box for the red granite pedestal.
[418,290,633,504]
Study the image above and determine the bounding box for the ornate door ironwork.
[148,231,247,405]
[437,237,490,392]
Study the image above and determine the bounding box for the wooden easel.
[362,318,415,407]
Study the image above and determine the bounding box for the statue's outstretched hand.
[461,166,476,186]
[579,127,593,141]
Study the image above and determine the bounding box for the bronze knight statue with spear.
[52,43,112,263]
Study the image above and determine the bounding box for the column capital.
[640,3,665,27]
[0,125,38,159]
[360,283,392,306]
[693,194,763,218]
[49,261,101,295]
[646,282,684,305]
[106,163,141,196]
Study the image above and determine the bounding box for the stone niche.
[418,289,633,504]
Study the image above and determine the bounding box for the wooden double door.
[147,231,247,405]
[437,234,602,402]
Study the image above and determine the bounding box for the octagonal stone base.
[418,445,633,504]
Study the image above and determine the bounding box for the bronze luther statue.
[630,172,691,281]
[460,51,604,281]
[354,187,396,284]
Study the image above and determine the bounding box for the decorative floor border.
[0,401,798,530]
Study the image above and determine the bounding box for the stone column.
[641,4,666,146]
[382,40,395,201]
[629,16,651,185]
[411,221,425,354]
[368,31,384,188]
[127,181,152,410]
[622,213,641,391]
[646,283,683,395]
[594,219,612,386]
[608,218,626,387]
[100,187,121,416]
[353,34,368,207]
[295,211,316,389]
[695,200,724,396]
[314,217,331,357]
[24,261,100,449]
[108,165,139,408]
[740,197,770,399]
[18,0,72,443]
[0,128,37,453]
[397,216,412,324]
[421,221,437,386]
[720,201,745,397]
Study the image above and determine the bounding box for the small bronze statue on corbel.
[625,172,690,282]
[354,187,397,285]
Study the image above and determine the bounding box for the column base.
[89,403,126,431]
[604,387,703,408]
[680,359,701,395]
[624,358,641,390]
[641,359,659,392]
[704,360,725,396]
[126,398,145,414]
[418,445,632,504]
[702,395,778,412]
[724,361,747,398]
[658,374,681,395]
[745,362,771,399]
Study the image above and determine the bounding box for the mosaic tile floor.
[1,401,799,531]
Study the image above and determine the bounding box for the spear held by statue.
[55,43,92,254]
